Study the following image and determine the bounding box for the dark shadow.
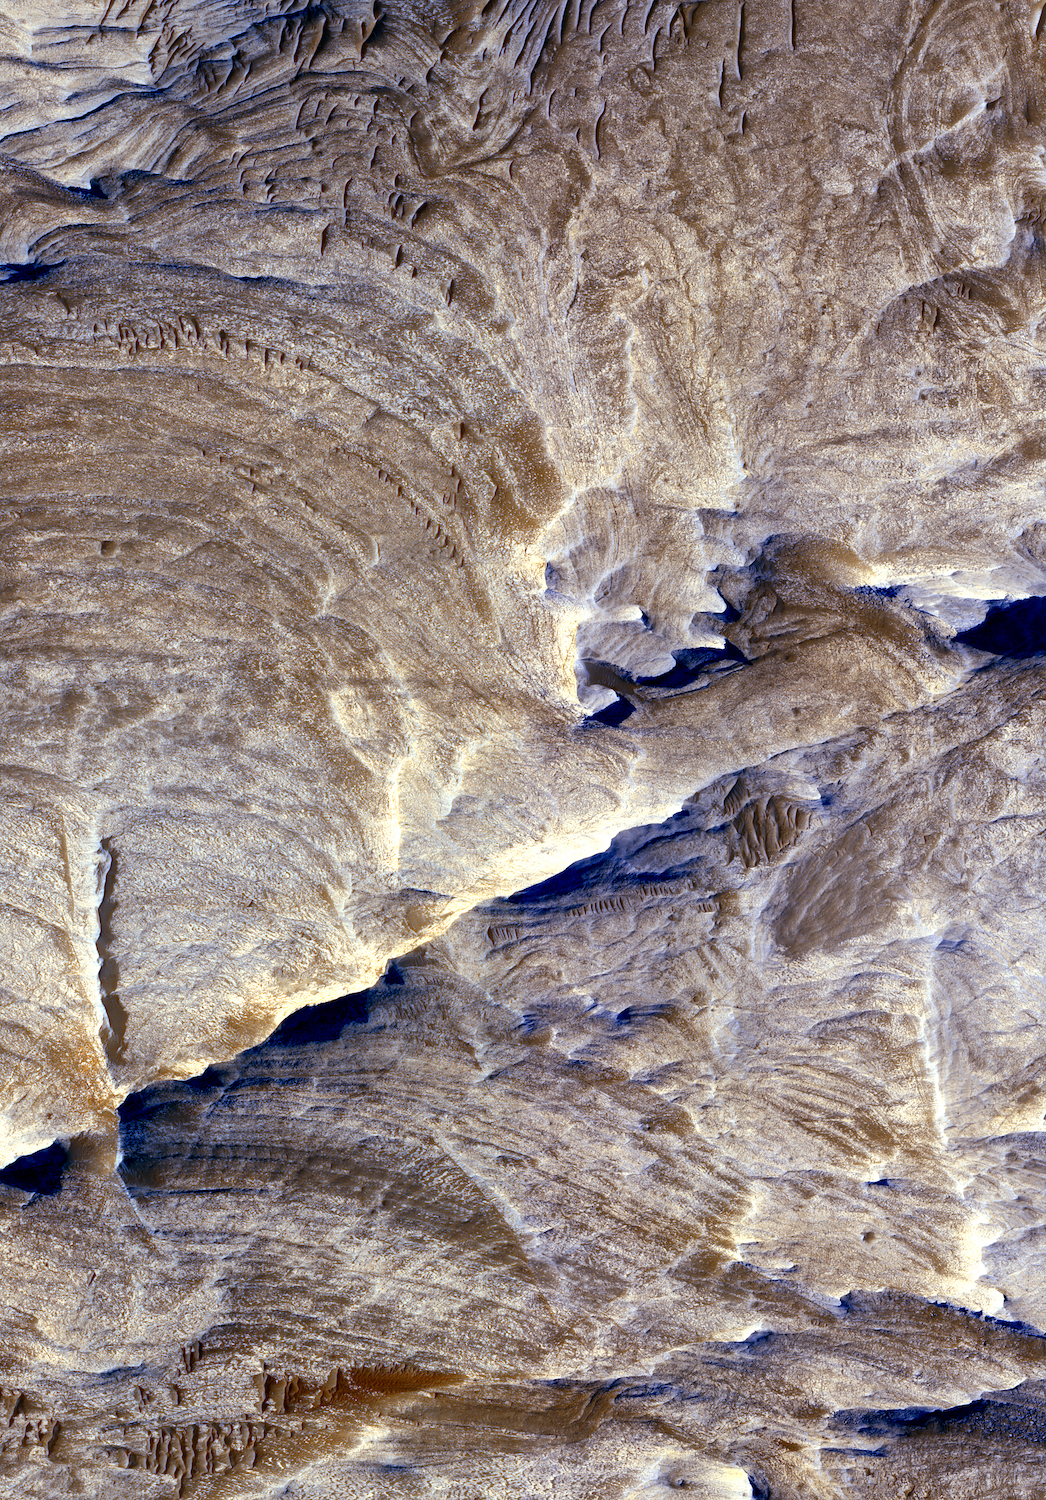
[0,1140,67,1196]
[0,261,62,283]
[119,987,376,1168]
[738,1329,776,1351]
[579,641,748,727]
[118,982,376,1160]
[261,988,370,1048]
[583,695,636,728]
[96,839,128,1065]
[615,1003,676,1027]
[955,595,1046,657]
[180,1063,231,1095]
[635,641,747,689]
[611,1382,675,1401]
[117,1064,230,1131]
[833,1394,1046,1445]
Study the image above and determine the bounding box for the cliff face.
[0,1,1045,1495]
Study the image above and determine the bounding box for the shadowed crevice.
[634,641,748,689]
[583,694,636,727]
[0,261,64,283]
[96,839,128,1066]
[955,594,1046,657]
[0,1140,68,1197]
[833,1387,1046,1445]
[261,987,370,1047]
[117,982,377,1168]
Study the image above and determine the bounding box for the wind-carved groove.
[727,792,813,869]
[107,1363,463,1492]
[407,489,467,568]
[96,839,128,1066]
[107,1417,273,1491]
[723,775,749,817]
[670,1,705,43]
[566,882,716,918]
[487,921,529,945]
[259,1361,460,1411]
[89,314,321,379]
[0,1384,59,1462]
[487,882,717,945]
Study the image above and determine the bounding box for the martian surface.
[0,0,1045,1494]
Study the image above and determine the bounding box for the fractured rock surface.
[1,0,1046,1494]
